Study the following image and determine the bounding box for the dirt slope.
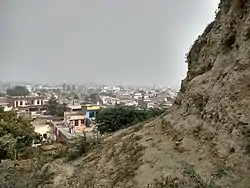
[53,1,250,187]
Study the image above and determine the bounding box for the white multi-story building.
[134,93,142,100]
[25,85,32,92]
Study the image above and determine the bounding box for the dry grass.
[146,163,221,188]
[108,134,146,187]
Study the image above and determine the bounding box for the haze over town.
[1,0,219,87]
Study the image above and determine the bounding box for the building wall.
[68,118,85,126]
[33,121,52,139]
[101,96,111,105]
[0,105,12,111]
[53,126,68,144]
[11,98,45,108]
[86,110,98,120]
[64,113,85,126]
[32,99,44,105]
[86,106,100,111]
[147,103,155,108]
[14,100,28,107]
[25,85,32,92]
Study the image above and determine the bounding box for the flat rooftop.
[54,122,85,140]
[67,105,82,110]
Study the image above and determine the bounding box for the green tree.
[89,93,101,104]
[63,135,102,161]
[6,86,30,96]
[0,154,55,188]
[96,106,164,134]
[70,92,79,100]
[46,96,57,115]
[46,96,67,117]
[55,103,67,117]
[0,111,39,162]
[0,93,6,97]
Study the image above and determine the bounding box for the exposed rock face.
[52,1,250,187]
[168,0,250,186]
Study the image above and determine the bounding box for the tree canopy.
[96,106,164,134]
[46,96,67,117]
[89,93,102,104]
[0,110,39,162]
[6,86,30,96]
[70,92,79,100]
[0,93,6,97]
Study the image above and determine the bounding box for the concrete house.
[8,96,47,117]
[82,104,100,121]
[0,97,12,111]
[64,105,85,126]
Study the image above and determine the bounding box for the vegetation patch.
[45,95,67,117]
[0,110,40,162]
[0,154,55,188]
[54,134,103,161]
[146,162,220,188]
[96,106,164,134]
[6,86,30,96]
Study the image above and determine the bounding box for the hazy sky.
[0,0,219,87]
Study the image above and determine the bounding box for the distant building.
[134,93,142,100]
[64,105,85,127]
[8,96,45,108]
[50,104,100,144]
[82,104,100,122]
[52,122,85,144]
[25,85,32,92]
[100,96,111,105]
[0,97,12,111]
[137,95,157,108]
[147,102,155,108]
[8,96,47,116]
[100,96,120,106]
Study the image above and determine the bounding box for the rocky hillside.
[12,1,250,187]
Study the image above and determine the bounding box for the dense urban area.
[0,82,177,144]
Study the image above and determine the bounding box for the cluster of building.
[52,104,100,143]
[98,86,177,109]
[0,82,178,144]
[0,96,47,116]
[0,96,101,144]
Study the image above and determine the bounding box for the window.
[81,119,84,125]
[43,134,47,139]
[37,100,40,105]
[75,120,79,126]
[15,101,18,107]
[89,111,95,118]
[20,101,23,106]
